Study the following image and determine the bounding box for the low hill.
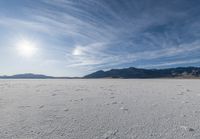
[0,73,54,79]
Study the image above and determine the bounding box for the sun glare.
[73,47,83,56]
[16,39,37,58]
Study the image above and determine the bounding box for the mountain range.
[0,67,200,79]
[84,67,200,78]
[0,73,75,79]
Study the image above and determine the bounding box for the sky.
[0,0,200,76]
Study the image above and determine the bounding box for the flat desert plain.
[0,79,200,139]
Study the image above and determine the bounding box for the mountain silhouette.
[0,73,54,79]
[84,67,200,78]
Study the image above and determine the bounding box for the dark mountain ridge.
[84,67,200,78]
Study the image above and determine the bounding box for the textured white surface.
[0,79,200,139]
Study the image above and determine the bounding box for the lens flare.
[16,39,37,58]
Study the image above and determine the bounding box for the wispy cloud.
[142,59,200,68]
[0,0,200,75]
[62,39,200,74]
[0,17,50,33]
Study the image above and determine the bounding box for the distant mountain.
[84,67,200,78]
[0,73,54,79]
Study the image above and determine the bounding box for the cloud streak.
[0,0,200,75]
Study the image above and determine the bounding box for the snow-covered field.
[0,79,200,139]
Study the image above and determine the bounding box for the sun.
[16,39,37,58]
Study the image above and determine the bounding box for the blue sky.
[0,0,200,76]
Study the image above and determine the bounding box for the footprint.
[39,105,44,109]
[18,106,31,109]
[181,114,187,117]
[152,104,158,107]
[36,89,40,92]
[72,98,83,102]
[120,107,128,111]
[189,128,195,132]
[186,89,191,92]
[177,92,184,95]
[181,101,189,104]
[54,89,61,92]
[194,110,200,114]
[64,109,69,112]
[52,93,57,96]
[103,130,118,139]
[180,126,195,132]
[180,126,187,130]
[111,101,117,105]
